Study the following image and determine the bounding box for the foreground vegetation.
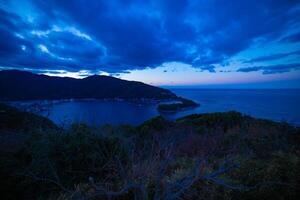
[0,103,299,200]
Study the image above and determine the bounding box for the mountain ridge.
[0,70,177,101]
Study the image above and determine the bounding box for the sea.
[11,89,300,127]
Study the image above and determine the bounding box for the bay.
[11,89,300,126]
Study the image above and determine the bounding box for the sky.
[0,0,300,88]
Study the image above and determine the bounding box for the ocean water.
[12,89,300,126]
[168,89,300,126]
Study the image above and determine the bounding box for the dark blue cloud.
[281,32,300,43]
[201,65,216,73]
[38,31,105,64]
[0,9,29,56]
[246,50,300,63]
[0,0,299,74]
[237,63,300,74]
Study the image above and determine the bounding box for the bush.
[1,108,299,200]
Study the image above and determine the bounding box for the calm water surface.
[168,89,300,126]
[12,89,300,126]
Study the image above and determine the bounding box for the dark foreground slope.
[0,70,177,100]
[0,103,57,132]
[0,103,57,153]
[0,104,299,200]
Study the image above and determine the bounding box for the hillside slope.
[0,70,177,100]
[0,105,299,200]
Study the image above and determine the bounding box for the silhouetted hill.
[0,103,57,132]
[0,70,177,100]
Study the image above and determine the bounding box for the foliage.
[0,104,299,200]
[0,102,57,132]
[157,97,199,112]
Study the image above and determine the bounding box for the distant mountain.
[0,70,177,101]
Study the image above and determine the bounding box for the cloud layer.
[0,0,300,75]
[237,63,300,74]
